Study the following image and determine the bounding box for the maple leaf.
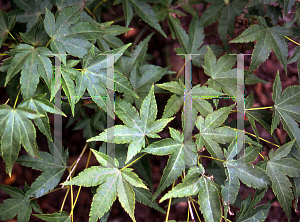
[0,10,16,48]
[266,140,300,221]
[0,105,44,175]
[0,184,42,222]
[169,16,223,66]
[34,211,70,222]
[87,85,174,163]
[157,79,224,119]
[271,71,300,149]
[8,0,52,32]
[63,149,148,222]
[159,166,222,222]
[199,0,247,50]
[143,127,198,199]
[75,44,138,118]
[4,44,53,98]
[230,16,290,72]
[113,0,166,37]
[203,46,238,97]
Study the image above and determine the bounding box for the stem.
[165,181,176,222]
[190,198,201,222]
[222,215,232,222]
[45,39,51,48]
[13,89,21,109]
[222,125,280,147]
[8,32,16,41]
[176,63,185,79]
[60,186,70,211]
[245,106,273,111]
[188,199,195,222]
[120,153,147,171]
[70,184,74,222]
[93,0,107,15]
[4,98,9,105]
[284,36,300,46]
[71,150,92,216]
[62,143,89,187]
[198,155,226,162]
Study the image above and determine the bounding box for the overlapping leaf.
[0,184,42,222]
[17,140,68,198]
[159,166,222,222]
[157,79,224,119]
[63,149,149,222]
[143,127,198,199]
[75,44,137,117]
[8,0,52,32]
[87,85,173,163]
[0,104,44,175]
[18,94,66,141]
[4,44,53,98]
[200,0,247,49]
[203,46,237,97]
[0,10,16,48]
[266,140,300,221]
[34,211,70,222]
[231,16,289,72]
[271,71,300,149]
[113,0,166,37]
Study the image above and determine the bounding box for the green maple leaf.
[230,16,290,72]
[17,139,68,198]
[75,44,137,117]
[143,127,198,199]
[0,10,16,48]
[63,149,148,222]
[157,79,224,118]
[0,104,45,175]
[18,94,66,141]
[222,140,270,210]
[4,44,53,98]
[236,189,270,222]
[199,0,247,49]
[159,166,222,222]
[271,71,300,149]
[113,0,166,37]
[203,46,238,97]
[34,211,70,222]
[0,184,42,222]
[8,0,52,32]
[266,140,300,221]
[169,15,223,66]
[44,5,106,63]
[87,85,173,163]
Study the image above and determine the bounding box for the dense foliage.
[0,0,300,221]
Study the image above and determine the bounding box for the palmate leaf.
[18,94,66,141]
[266,140,300,221]
[63,149,149,222]
[113,0,166,37]
[159,166,221,222]
[4,44,53,98]
[75,44,137,116]
[0,105,44,175]
[87,85,173,163]
[143,127,198,199]
[230,16,290,72]
[203,46,237,97]
[17,140,68,198]
[0,10,16,48]
[199,0,247,49]
[271,71,300,149]
[34,211,70,222]
[44,6,93,63]
[8,0,52,32]
[0,184,41,222]
[157,79,224,118]
[169,16,223,67]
